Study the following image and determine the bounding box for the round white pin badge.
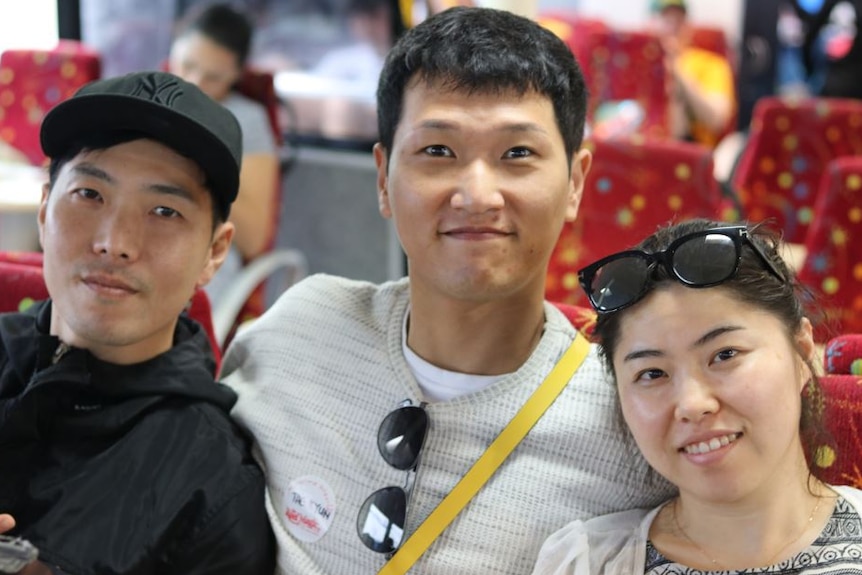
[284,475,337,543]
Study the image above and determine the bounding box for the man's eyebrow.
[416,119,458,131]
[146,183,197,203]
[499,122,550,135]
[71,163,115,184]
[71,162,197,203]
[417,119,549,134]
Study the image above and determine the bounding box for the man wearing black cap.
[0,71,275,574]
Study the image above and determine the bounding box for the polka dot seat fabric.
[0,41,101,166]
[546,136,724,306]
[731,96,862,245]
[798,155,862,338]
[587,29,671,140]
[540,13,670,140]
[811,334,862,488]
[537,12,609,130]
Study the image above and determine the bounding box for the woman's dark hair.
[593,218,828,475]
[376,6,588,164]
[176,3,253,67]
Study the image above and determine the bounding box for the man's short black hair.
[376,7,589,162]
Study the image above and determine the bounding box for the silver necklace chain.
[670,495,823,569]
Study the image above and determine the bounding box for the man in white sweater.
[220,6,675,574]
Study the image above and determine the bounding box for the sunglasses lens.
[377,405,428,471]
[673,233,737,285]
[589,256,651,312]
[357,486,407,553]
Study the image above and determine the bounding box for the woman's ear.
[794,317,817,391]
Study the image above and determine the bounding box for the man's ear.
[565,147,592,222]
[374,143,392,219]
[196,221,235,288]
[37,183,50,249]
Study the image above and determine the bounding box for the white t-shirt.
[401,308,507,401]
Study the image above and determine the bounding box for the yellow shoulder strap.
[378,333,591,575]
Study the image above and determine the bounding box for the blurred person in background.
[312,0,397,139]
[651,0,736,148]
[169,2,280,305]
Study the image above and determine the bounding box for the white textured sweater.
[221,275,675,575]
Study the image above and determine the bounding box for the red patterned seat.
[0,41,101,166]
[538,15,669,139]
[797,156,862,339]
[0,251,221,371]
[731,97,862,244]
[810,334,862,488]
[813,373,862,488]
[546,136,724,306]
[586,29,671,140]
[537,12,609,102]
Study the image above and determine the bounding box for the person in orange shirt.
[653,0,736,148]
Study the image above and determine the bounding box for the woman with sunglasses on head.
[532,218,862,574]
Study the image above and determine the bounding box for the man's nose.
[92,207,142,261]
[450,160,505,213]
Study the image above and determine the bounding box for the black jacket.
[0,301,275,575]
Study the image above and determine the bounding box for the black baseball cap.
[40,71,242,220]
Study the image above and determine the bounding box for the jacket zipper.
[52,342,71,365]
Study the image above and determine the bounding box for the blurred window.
[78,0,577,146]
[0,0,58,53]
[80,0,404,147]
